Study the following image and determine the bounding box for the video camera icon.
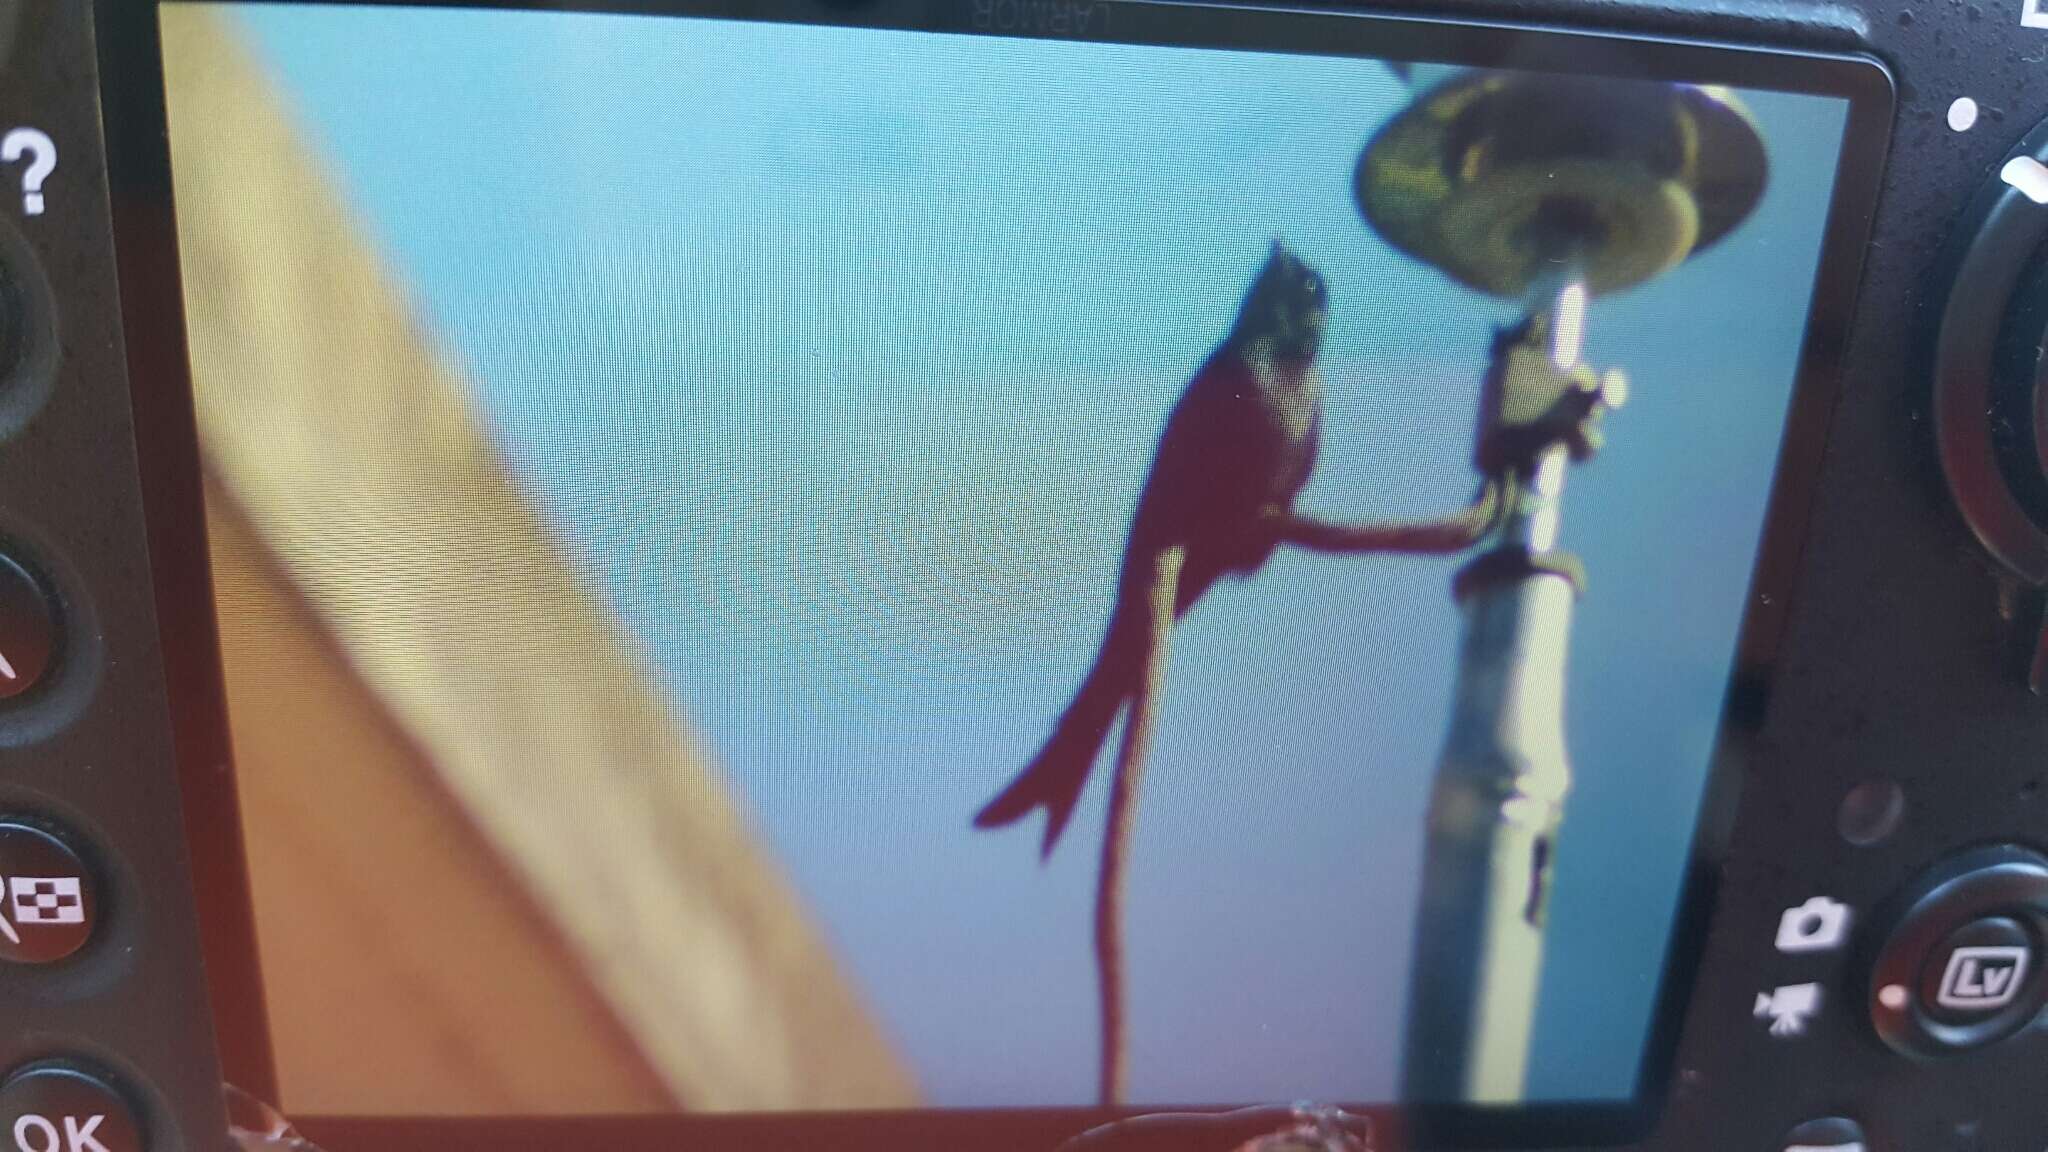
[1755,982,1822,1037]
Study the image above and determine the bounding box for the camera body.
[5,0,2048,1150]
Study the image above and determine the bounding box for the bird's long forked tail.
[973,546,1184,1105]
[974,594,1147,858]
[973,674,1122,857]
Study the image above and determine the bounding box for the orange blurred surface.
[207,486,677,1115]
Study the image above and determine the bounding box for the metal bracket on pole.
[1401,281,1624,1103]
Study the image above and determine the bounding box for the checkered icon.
[9,875,85,925]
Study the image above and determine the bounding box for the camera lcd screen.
[150,0,1880,1133]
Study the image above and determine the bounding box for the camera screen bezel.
[91,1,1892,1147]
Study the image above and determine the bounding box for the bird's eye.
[1303,272,1325,298]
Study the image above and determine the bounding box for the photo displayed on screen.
[156,1,1853,1119]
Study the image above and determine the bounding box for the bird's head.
[1233,239,1329,360]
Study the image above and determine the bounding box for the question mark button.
[1,130,56,217]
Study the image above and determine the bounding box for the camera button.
[0,1066,143,1152]
[1775,895,1853,954]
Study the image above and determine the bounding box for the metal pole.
[1401,279,1586,1104]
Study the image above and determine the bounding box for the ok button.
[0,1067,141,1152]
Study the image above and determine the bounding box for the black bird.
[975,241,1329,856]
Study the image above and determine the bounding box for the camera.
[0,0,2042,1148]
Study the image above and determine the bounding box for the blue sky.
[213,4,1849,1109]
